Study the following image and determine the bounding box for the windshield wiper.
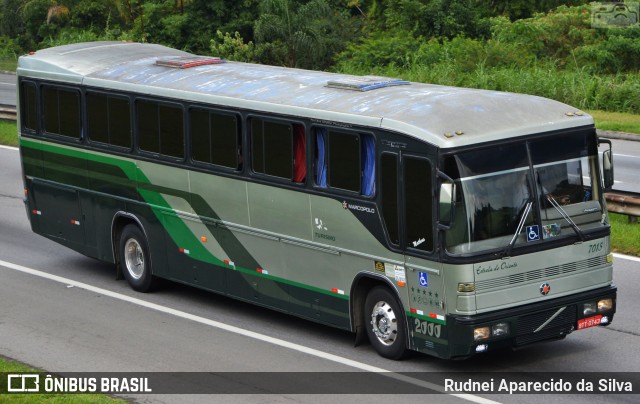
[546,194,586,242]
[501,201,533,258]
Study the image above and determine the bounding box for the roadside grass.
[610,213,640,257]
[588,110,640,135]
[0,356,124,403]
[0,58,17,72]
[0,119,18,147]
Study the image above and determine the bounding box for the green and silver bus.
[17,42,617,360]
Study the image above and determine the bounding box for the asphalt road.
[0,72,16,106]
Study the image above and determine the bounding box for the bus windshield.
[442,131,606,255]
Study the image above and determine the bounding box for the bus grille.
[475,256,607,292]
[515,305,577,346]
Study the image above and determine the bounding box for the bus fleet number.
[588,242,604,254]
[414,318,441,338]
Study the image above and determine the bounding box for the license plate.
[577,314,602,330]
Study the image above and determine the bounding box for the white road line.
[0,145,18,151]
[613,253,640,264]
[0,258,498,404]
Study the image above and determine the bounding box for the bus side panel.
[404,255,451,358]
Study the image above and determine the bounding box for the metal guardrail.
[605,191,640,224]
[0,104,16,121]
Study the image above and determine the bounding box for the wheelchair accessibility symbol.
[526,225,540,242]
[418,272,428,288]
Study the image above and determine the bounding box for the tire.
[364,286,408,360]
[118,224,156,292]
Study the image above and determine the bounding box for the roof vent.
[326,76,410,91]
[155,56,225,69]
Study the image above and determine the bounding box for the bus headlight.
[474,326,491,341]
[583,302,597,316]
[491,322,510,337]
[597,298,613,312]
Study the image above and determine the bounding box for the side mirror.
[437,171,455,230]
[599,138,614,191]
[602,149,614,191]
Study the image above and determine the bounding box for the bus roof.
[17,41,593,148]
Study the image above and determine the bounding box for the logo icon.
[526,225,540,242]
[540,282,551,296]
[418,272,428,288]
[342,201,348,209]
[592,2,639,28]
[7,374,40,392]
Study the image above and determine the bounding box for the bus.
[16,41,617,360]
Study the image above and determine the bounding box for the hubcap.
[124,238,145,280]
[370,301,398,346]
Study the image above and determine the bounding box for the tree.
[254,0,334,68]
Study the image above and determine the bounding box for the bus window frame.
[248,115,307,186]
[40,83,83,144]
[85,89,133,152]
[134,96,186,163]
[312,125,377,199]
[188,105,243,173]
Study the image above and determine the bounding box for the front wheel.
[118,224,157,292]
[364,286,408,360]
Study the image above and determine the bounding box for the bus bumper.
[445,285,617,359]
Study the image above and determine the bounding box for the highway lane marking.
[0,145,18,151]
[613,253,640,263]
[0,258,499,404]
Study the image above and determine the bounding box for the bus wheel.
[364,286,407,359]
[118,224,156,292]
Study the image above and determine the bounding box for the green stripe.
[21,138,350,300]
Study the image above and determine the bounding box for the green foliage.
[0,120,18,147]
[209,30,262,63]
[610,213,640,257]
[255,0,331,67]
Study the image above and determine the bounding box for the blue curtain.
[316,128,327,187]
[362,134,375,196]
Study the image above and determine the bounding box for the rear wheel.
[364,286,407,359]
[118,224,156,292]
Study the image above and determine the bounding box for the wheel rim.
[124,238,145,280]
[370,300,398,346]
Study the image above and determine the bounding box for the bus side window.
[315,127,375,196]
[20,82,38,133]
[87,92,131,149]
[190,108,241,170]
[42,85,81,139]
[381,153,400,245]
[251,118,294,180]
[137,99,184,159]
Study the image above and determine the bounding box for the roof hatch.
[155,56,225,69]
[326,76,410,91]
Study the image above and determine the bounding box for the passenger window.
[315,128,375,196]
[136,100,184,158]
[190,108,241,169]
[42,86,81,139]
[87,92,131,148]
[20,82,37,132]
[251,118,305,182]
